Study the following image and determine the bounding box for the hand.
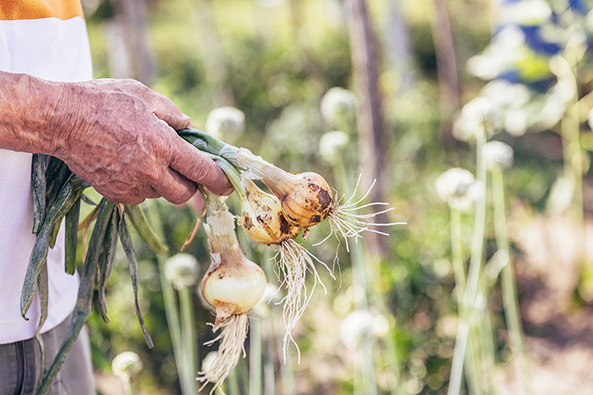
[44,78,233,204]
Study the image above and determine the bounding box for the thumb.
[170,137,233,195]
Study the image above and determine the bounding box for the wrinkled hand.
[45,78,232,204]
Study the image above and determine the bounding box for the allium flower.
[498,0,552,26]
[201,351,218,378]
[164,253,200,290]
[112,351,143,378]
[466,26,525,80]
[252,283,282,316]
[318,130,349,164]
[483,141,514,170]
[480,80,530,109]
[435,168,480,212]
[205,107,245,142]
[371,314,390,338]
[503,108,529,137]
[340,310,374,349]
[320,87,357,127]
[262,283,282,304]
[453,97,502,141]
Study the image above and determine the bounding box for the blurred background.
[80,0,593,393]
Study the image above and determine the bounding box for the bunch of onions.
[178,128,399,360]
[233,148,402,248]
[180,128,397,238]
[197,188,266,393]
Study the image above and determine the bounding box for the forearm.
[0,71,64,154]
[0,72,232,203]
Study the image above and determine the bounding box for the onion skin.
[265,170,334,228]
[201,255,266,328]
[237,179,301,245]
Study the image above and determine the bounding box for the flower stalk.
[491,166,532,394]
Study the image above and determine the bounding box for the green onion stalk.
[464,130,496,394]
[329,135,381,395]
[491,166,532,395]
[144,201,197,395]
[320,121,404,394]
[553,54,590,301]
[249,315,263,395]
[447,206,480,395]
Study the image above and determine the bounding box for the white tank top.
[0,1,93,344]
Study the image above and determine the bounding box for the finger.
[169,138,233,196]
[148,92,191,130]
[98,189,145,205]
[146,186,161,199]
[189,192,205,213]
[151,168,198,205]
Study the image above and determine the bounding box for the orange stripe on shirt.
[0,0,84,21]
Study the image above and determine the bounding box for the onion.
[200,199,266,329]
[197,190,266,393]
[236,176,301,245]
[236,148,334,228]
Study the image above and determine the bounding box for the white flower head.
[262,283,282,304]
[466,26,525,80]
[480,80,530,109]
[483,141,514,170]
[499,0,552,25]
[453,97,502,142]
[205,107,245,142]
[164,253,200,289]
[435,168,480,212]
[340,310,374,349]
[252,283,282,316]
[588,107,593,131]
[112,351,143,378]
[319,130,349,164]
[371,314,391,338]
[504,108,529,137]
[201,351,219,378]
[320,87,357,127]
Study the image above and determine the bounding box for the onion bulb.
[236,176,301,245]
[236,148,334,228]
[200,201,266,329]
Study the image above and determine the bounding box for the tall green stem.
[179,286,198,393]
[249,317,263,395]
[447,208,480,395]
[227,359,241,395]
[271,303,296,395]
[447,208,465,394]
[334,148,381,395]
[492,168,532,395]
[562,102,584,223]
[263,317,276,395]
[148,201,194,395]
[461,130,496,394]
[464,131,487,343]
